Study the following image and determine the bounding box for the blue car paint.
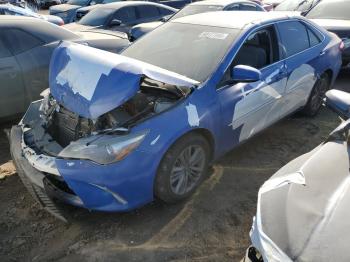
[49,16,342,212]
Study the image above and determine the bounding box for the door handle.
[319,50,326,57]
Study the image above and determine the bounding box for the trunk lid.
[49,41,198,119]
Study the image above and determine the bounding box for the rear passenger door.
[276,20,323,116]
[0,35,26,118]
[217,25,287,147]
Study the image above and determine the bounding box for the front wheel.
[155,134,210,203]
[301,73,330,116]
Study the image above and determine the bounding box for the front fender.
[134,86,220,161]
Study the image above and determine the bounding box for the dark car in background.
[0,16,129,120]
[64,1,177,33]
[49,0,103,23]
[306,0,350,67]
[0,3,64,25]
[130,0,265,40]
[75,0,191,20]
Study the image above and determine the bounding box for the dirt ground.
[0,71,349,262]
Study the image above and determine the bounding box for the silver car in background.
[0,16,130,121]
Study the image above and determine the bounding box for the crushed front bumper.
[9,101,158,220]
[9,125,83,222]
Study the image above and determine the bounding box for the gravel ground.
[0,70,349,262]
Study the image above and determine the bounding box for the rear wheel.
[301,73,330,116]
[155,134,210,203]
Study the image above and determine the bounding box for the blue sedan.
[10,11,342,220]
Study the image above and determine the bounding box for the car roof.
[0,15,79,42]
[172,11,301,29]
[189,0,259,7]
[100,1,176,9]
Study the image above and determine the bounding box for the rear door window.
[307,27,321,46]
[136,5,160,19]
[2,29,43,55]
[113,6,137,24]
[277,21,309,57]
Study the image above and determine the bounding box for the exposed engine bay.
[30,77,191,152]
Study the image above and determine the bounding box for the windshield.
[170,5,223,21]
[78,8,114,26]
[67,0,89,5]
[275,0,317,12]
[122,23,239,82]
[306,0,350,20]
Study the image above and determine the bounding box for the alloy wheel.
[170,145,206,195]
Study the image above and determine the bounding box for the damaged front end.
[9,42,197,221]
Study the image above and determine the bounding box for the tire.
[155,133,211,203]
[301,73,330,116]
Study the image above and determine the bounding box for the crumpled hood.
[251,140,350,261]
[50,4,81,14]
[49,41,198,119]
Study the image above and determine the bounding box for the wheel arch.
[189,128,216,162]
[323,69,333,85]
[160,127,216,165]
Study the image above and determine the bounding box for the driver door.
[217,25,287,152]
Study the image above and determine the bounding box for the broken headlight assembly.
[58,131,148,165]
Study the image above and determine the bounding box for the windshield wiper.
[293,0,308,11]
[302,0,321,15]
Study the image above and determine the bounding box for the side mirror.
[231,65,261,83]
[90,1,96,5]
[110,19,122,26]
[160,16,168,22]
